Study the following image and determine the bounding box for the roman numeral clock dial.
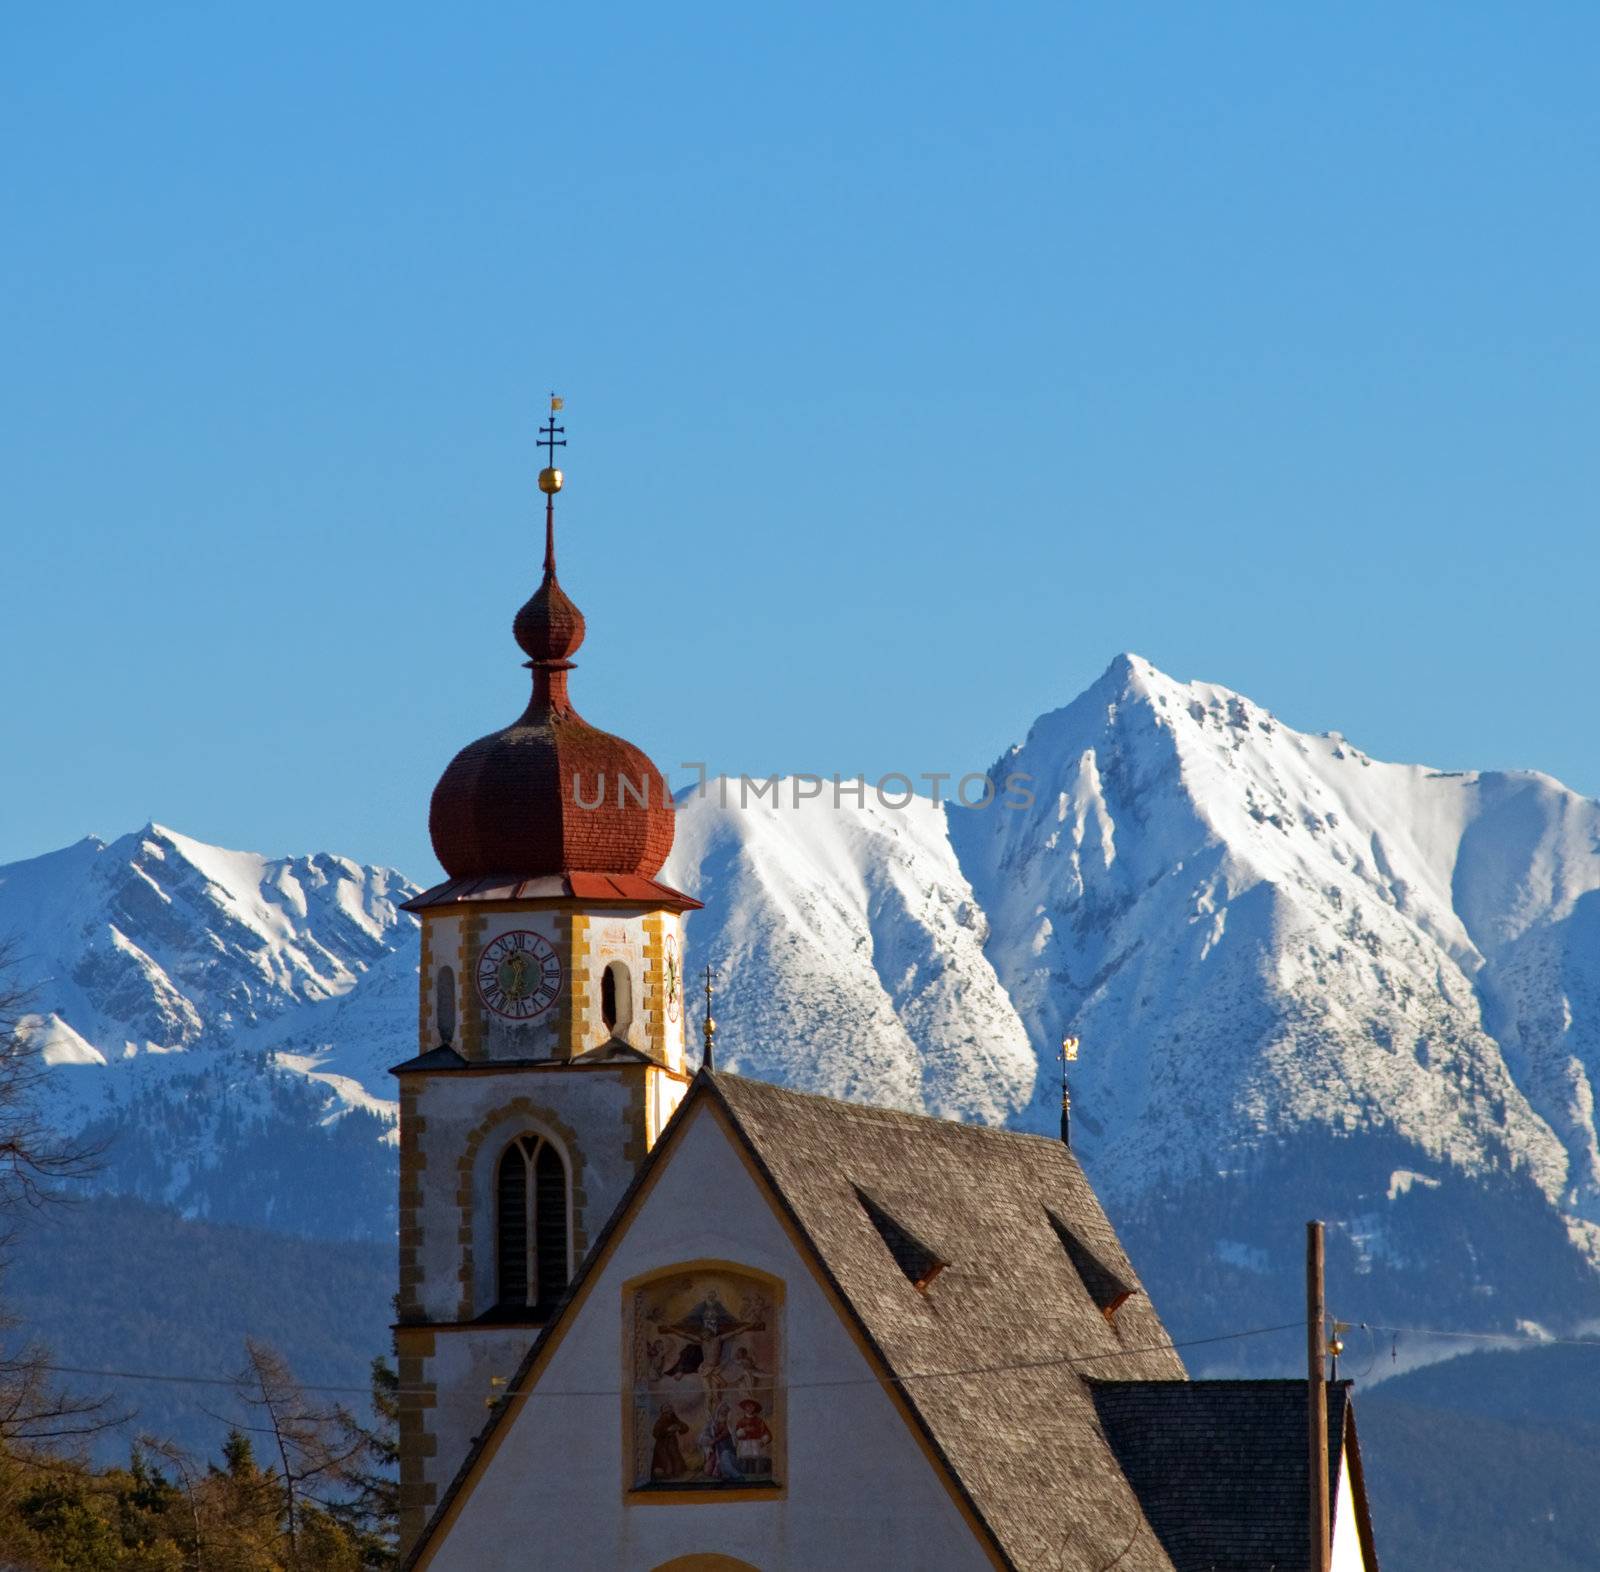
[476,930,562,1021]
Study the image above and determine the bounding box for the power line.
[39,1316,1589,1409]
[33,1319,1304,1402]
[1351,1321,1600,1351]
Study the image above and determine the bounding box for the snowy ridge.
[6,659,1600,1323]
[0,825,417,1233]
[664,784,1035,1125]
[953,659,1600,1215]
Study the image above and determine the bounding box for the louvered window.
[495,1135,571,1317]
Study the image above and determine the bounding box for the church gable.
[408,1091,996,1571]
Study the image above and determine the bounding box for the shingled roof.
[702,1073,1186,1570]
[407,1073,1371,1571]
[1090,1380,1376,1572]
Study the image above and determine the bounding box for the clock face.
[477,930,562,1021]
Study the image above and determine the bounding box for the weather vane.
[538,392,566,476]
[702,965,717,1072]
[1058,1035,1080,1146]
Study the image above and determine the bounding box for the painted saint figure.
[650,1403,689,1481]
[633,1274,777,1493]
[698,1402,738,1481]
[734,1398,772,1477]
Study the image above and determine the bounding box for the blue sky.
[4,2,1597,881]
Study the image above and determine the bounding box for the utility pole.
[1306,1220,1330,1572]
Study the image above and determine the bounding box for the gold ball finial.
[538,466,564,495]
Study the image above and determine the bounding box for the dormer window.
[1047,1209,1135,1322]
[854,1187,948,1291]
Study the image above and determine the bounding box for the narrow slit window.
[436,964,457,1046]
[601,961,633,1037]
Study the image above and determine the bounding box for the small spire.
[537,392,567,575]
[1058,1035,1080,1146]
[702,965,717,1072]
[513,396,584,713]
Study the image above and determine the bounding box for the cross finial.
[537,394,567,575]
[538,393,567,470]
[702,965,717,1072]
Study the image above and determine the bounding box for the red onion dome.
[513,574,585,666]
[429,520,674,880]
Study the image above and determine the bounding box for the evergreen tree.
[328,1357,398,1569]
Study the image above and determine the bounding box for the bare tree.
[0,939,99,1220]
[230,1340,367,1569]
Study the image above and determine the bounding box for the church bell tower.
[392,405,699,1550]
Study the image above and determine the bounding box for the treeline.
[0,1341,397,1571]
[0,949,397,1569]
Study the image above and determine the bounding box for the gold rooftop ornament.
[1059,1035,1081,1146]
[538,392,565,495]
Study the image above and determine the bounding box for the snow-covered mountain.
[0,825,417,1236]
[7,656,1600,1337]
[665,788,1035,1125]
[950,656,1600,1228]
[672,654,1600,1334]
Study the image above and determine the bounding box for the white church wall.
[424,1326,540,1511]
[421,1100,991,1572]
[1331,1443,1369,1572]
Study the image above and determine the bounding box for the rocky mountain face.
[947,655,1600,1340]
[7,656,1600,1343]
[0,825,416,1237]
[668,655,1600,1342]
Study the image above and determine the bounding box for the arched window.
[601,961,634,1037]
[495,1135,570,1316]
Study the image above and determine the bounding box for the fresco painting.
[629,1269,780,1489]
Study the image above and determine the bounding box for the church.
[390,416,1381,1571]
